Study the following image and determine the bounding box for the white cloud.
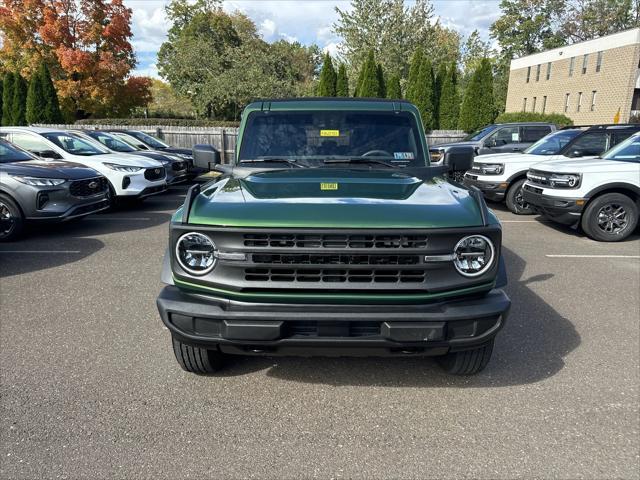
[260,18,278,39]
[322,42,340,57]
[131,63,160,79]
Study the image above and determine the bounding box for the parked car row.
[0,127,199,242]
[462,124,640,242]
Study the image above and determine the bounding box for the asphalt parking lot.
[1,185,639,479]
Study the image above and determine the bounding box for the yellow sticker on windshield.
[320,130,340,137]
[321,183,338,190]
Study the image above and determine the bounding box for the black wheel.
[172,337,224,374]
[505,178,534,215]
[0,193,25,242]
[581,193,638,242]
[438,340,494,375]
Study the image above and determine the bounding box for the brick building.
[505,28,640,124]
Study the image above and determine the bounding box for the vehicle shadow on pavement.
[0,190,181,278]
[217,246,581,388]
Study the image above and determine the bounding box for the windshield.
[129,131,169,149]
[524,129,582,155]
[601,134,640,163]
[464,125,498,141]
[85,131,137,153]
[43,132,107,156]
[238,110,426,167]
[0,140,34,163]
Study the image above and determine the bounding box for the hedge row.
[494,111,574,127]
[75,118,240,127]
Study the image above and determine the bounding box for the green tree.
[26,65,46,124]
[560,0,640,42]
[317,53,337,97]
[12,74,27,125]
[438,62,460,130]
[336,63,349,97]
[414,58,436,130]
[433,62,447,129]
[405,48,424,103]
[458,58,495,133]
[40,63,63,123]
[356,51,380,97]
[387,74,402,99]
[376,64,386,98]
[0,80,3,126]
[2,72,15,126]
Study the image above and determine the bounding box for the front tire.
[172,337,224,374]
[438,340,494,375]
[0,193,25,242]
[581,193,638,242]
[505,179,534,215]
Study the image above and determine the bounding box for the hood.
[475,152,547,164]
[186,168,488,228]
[158,147,192,156]
[82,152,163,167]
[0,158,101,179]
[128,151,181,163]
[531,156,639,173]
[431,141,478,149]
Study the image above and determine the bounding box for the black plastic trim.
[181,183,201,224]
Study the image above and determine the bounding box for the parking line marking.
[546,254,640,259]
[85,217,150,221]
[0,250,81,254]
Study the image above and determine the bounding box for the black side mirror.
[34,149,62,160]
[443,145,474,173]
[193,144,221,171]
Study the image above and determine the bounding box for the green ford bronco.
[157,98,511,375]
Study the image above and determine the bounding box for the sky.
[125,0,502,79]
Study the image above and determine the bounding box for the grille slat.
[244,233,427,249]
[244,267,426,284]
[69,177,108,197]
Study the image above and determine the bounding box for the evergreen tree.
[433,63,447,129]
[386,74,402,99]
[414,58,436,130]
[317,53,337,97]
[438,62,460,130]
[12,74,27,126]
[0,80,3,126]
[357,51,379,97]
[26,66,46,124]
[458,58,495,132]
[336,63,349,97]
[40,63,63,123]
[405,47,424,103]
[376,63,386,98]
[2,72,15,126]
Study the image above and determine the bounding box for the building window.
[596,51,603,72]
[542,96,547,113]
[591,91,597,111]
[532,97,537,112]
[577,91,583,112]
[569,57,575,76]
[546,62,552,80]
[582,54,588,74]
[526,66,531,83]
[523,97,528,111]
[564,93,570,112]
[536,64,541,82]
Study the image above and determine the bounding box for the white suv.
[0,127,167,203]
[522,132,640,242]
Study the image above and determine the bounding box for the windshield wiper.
[323,156,396,168]
[239,157,309,168]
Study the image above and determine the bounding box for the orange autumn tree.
[0,0,151,119]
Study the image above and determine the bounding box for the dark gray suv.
[430,123,557,162]
[0,139,110,241]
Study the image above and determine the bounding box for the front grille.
[243,233,428,249]
[144,167,165,181]
[70,199,110,216]
[287,321,380,337]
[527,170,552,187]
[172,161,186,172]
[69,177,107,197]
[252,253,420,265]
[245,267,426,283]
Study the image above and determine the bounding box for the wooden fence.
[38,124,467,163]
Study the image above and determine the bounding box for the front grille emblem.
[154,168,161,174]
[88,181,98,189]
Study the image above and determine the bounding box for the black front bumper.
[157,286,511,357]
[463,175,507,202]
[522,185,585,226]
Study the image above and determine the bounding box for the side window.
[521,126,552,143]
[612,131,637,147]
[9,132,51,152]
[565,132,609,158]
[486,126,520,146]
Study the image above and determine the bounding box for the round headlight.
[175,232,217,275]
[453,235,495,277]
